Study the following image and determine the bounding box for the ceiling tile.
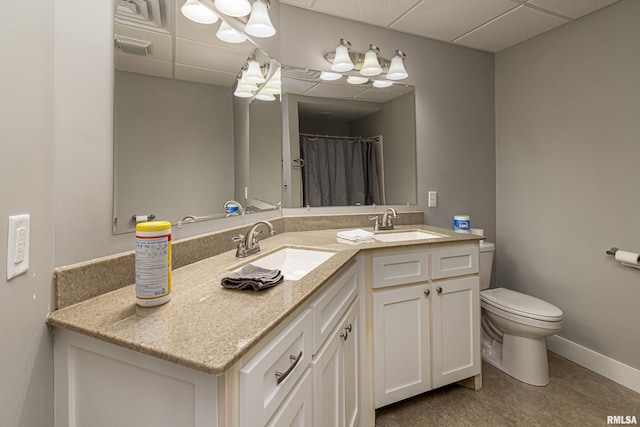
[114,23,173,61]
[174,64,238,87]
[454,5,569,52]
[175,38,250,73]
[115,53,173,79]
[391,0,518,42]
[304,81,371,99]
[312,0,422,27]
[528,0,620,19]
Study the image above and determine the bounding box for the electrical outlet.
[428,191,437,208]
[7,214,30,280]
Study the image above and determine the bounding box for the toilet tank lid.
[481,287,563,321]
[480,241,495,252]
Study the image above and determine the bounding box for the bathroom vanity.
[48,220,482,427]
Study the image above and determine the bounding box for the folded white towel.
[336,228,374,242]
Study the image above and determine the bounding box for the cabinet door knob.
[436,287,443,294]
[424,289,431,296]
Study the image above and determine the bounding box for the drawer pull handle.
[275,350,303,385]
[436,287,443,294]
[424,289,430,296]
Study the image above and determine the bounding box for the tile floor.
[375,352,640,426]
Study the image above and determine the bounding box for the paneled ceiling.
[114,0,255,87]
[279,0,620,52]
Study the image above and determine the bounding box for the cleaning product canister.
[135,221,172,307]
[454,215,471,233]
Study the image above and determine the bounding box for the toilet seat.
[481,287,563,322]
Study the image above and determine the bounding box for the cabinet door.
[266,369,313,427]
[312,300,360,427]
[343,302,359,427]
[312,329,342,427]
[432,276,481,388]
[373,284,431,408]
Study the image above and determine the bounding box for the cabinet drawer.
[431,245,478,279]
[310,262,358,354]
[240,309,312,427]
[373,252,428,288]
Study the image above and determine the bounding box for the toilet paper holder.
[606,247,640,270]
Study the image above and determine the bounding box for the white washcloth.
[336,228,374,242]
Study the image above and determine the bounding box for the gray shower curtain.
[300,135,380,206]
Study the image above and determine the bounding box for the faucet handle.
[368,215,380,230]
[232,234,244,243]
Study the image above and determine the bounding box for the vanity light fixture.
[386,50,408,81]
[244,58,266,84]
[245,0,276,38]
[216,21,246,43]
[269,67,281,87]
[180,0,219,24]
[324,40,409,85]
[360,45,383,77]
[182,0,276,40]
[330,39,355,72]
[214,0,251,17]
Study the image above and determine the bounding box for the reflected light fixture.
[360,45,383,77]
[347,75,368,85]
[320,71,342,81]
[245,0,276,38]
[372,79,393,88]
[331,39,355,72]
[214,0,251,17]
[181,0,219,24]
[386,50,408,81]
[244,59,266,84]
[216,21,246,43]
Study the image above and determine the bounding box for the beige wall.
[0,0,55,425]
[495,0,640,370]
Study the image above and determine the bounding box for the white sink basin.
[249,247,336,281]
[374,230,446,242]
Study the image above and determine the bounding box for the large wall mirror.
[281,67,417,208]
[112,0,282,234]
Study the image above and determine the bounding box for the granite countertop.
[47,224,482,376]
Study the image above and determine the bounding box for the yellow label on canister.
[135,221,172,307]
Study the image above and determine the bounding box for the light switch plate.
[428,191,437,208]
[7,214,30,280]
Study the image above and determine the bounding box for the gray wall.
[495,0,640,369]
[280,5,496,241]
[114,71,234,232]
[0,1,55,426]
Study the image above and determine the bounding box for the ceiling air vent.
[115,36,152,56]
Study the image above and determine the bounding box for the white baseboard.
[547,335,640,394]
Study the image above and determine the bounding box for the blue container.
[454,215,470,233]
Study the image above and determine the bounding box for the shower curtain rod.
[300,133,380,141]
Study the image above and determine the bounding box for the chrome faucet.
[370,208,398,231]
[233,220,276,258]
[224,200,244,217]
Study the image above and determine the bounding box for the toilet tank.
[479,241,495,290]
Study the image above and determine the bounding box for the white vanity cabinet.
[309,260,360,427]
[239,260,361,427]
[53,329,219,427]
[370,244,481,409]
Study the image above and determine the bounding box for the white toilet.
[479,241,563,386]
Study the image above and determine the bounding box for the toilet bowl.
[479,241,563,386]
